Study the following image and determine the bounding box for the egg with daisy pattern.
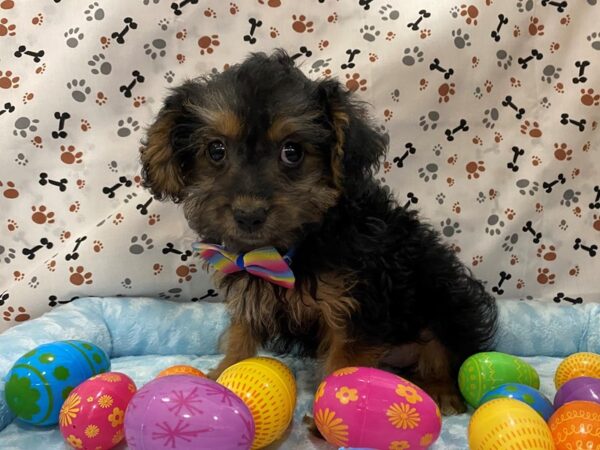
[59,372,137,450]
[313,367,441,450]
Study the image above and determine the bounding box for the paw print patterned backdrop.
[0,0,599,332]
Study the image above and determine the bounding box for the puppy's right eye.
[207,141,226,162]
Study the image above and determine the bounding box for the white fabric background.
[0,0,599,332]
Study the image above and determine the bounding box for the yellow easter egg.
[217,357,296,449]
[468,398,554,450]
[554,352,600,389]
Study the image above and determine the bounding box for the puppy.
[140,50,497,414]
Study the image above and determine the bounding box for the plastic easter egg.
[4,340,110,426]
[554,376,600,409]
[468,398,554,450]
[60,372,136,450]
[554,352,600,389]
[458,352,540,408]
[479,383,554,421]
[124,375,254,450]
[156,365,207,378]
[549,400,600,449]
[217,357,296,449]
[313,367,441,450]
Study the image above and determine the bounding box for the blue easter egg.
[4,340,110,426]
[479,383,554,421]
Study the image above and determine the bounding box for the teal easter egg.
[4,340,110,426]
[479,383,554,421]
[458,352,540,408]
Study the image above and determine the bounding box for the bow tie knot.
[192,242,295,289]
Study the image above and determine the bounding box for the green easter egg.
[458,351,540,408]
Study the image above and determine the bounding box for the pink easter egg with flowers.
[313,367,441,450]
[60,371,137,450]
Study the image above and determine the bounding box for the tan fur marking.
[330,110,350,189]
[186,103,242,140]
[320,328,387,376]
[208,320,259,379]
[266,113,321,143]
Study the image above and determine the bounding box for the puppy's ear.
[318,79,388,189]
[140,82,201,203]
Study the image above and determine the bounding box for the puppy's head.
[141,50,387,252]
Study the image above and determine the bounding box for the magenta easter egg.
[59,372,137,450]
[554,376,600,409]
[124,375,255,450]
[313,367,441,449]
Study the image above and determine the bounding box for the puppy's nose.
[233,208,267,233]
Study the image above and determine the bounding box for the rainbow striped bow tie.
[192,242,296,289]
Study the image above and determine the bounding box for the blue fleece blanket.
[1,297,599,449]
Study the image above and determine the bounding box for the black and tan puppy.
[140,50,497,413]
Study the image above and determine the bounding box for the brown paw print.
[383,109,393,122]
[520,120,542,137]
[133,96,146,108]
[176,264,197,283]
[460,4,479,25]
[553,143,573,161]
[488,189,498,200]
[420,29,431,39]
[580,88,600,106]
[383,160,392,174]
[516,279,525,289]
[1,180,19,199]
[31,205,55,224]
[573,206,582,218]
[153,263,164,275]
[369,52,378,62]
[203,7,216,18]
[0,0,15,10]
[3,306,30,322]
[0,17,16,36]
[494,132,503,143]
[472,136,483,146]
[60,230,71,242]
[259,0,281,6]
[292,14,313,33]
[69,266,93,285]
[112,212,124,225]
[0,70,19,89]
[177,53,186,64]
[7,218,18,231]
[345,73,367,92]
[438,82,456,103]
[510,77,521,88]
[318,39,328,50]
[504,208,516,220]
[80,119,91,131]
[31,136,43,148]
[229,2,239,14]
[537,244,557,261]
[472,255,483,266]
[77,179,86,189]
[198,34,220,55]
[93,240,104,252]
[328,12,338,23]
[465,160,485,179]
[471,56,479,68]
[569,265,580,277]
[148,214,160,225]
[96,91,107,105]
[531,155,542,166]
[560,14,571,26]
[537,267,556,285]
[386,31,396,41]
[32,13,43,25]
[528,17,545,36]
[483,80,493,93]
[593,214,600,232]
[419,78,428,91]
[22,92,34,104]
[176,29,187,40]
[69,201,80,213]
[550,41,560,53]
[13,270,24,281]
[447,177,455,187]
[536,202,544,213]
[513,25,521,37]
[554,82,564,94]
[510,255,519,265]
[447,154,458,165]
[269,27,280,38]
[322,68,332,78]
[60,145,83,164]
[47,259,56,272]
[35,63,46,75]
[452,202,461,213]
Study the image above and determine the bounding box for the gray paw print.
[15,153,28,166]
[541,65,561,83]
[482,108,500,129]
[84,2,104,21]
[64,27,84,48]
[117,117,140,137]
[28,276,39,288]
[449,6,460,18]
[419,111,440,131]
[418,163,439,182]
[13,116,39,138]
[474,87,483,100]
[441,218,461,237]
[402,46,424,66]
[452,28,471,49]
[144,39,167,59]
[360,25,381,42]
[308,58,332,74]
[129,234,154,254]
[432,144,443,156]
[143,0,160,4]
[476,192,487,203]
[88,53,112,75]
[391,89,400,102]
[485,214,505,236]
[502,233,519,252]
[558,219,568,231]
[159,288,182,299]
[121,278,133,289]
[164,70,175,83]
[436,193,446,204]
[496,50,513,69]
[379,4,399,21]
[587,32,600,51]
[0,245,16,264]
[560,189,580,207]
[67,79,91,102]
[158,18,170,30]
[517,0,534,12]
[540,97,551,109]
[516,179,540,196]
[108,160,118,172]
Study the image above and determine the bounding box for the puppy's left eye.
[280,142,304,167]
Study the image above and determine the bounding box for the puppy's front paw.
[423,381,467,415]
